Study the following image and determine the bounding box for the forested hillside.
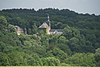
[0,8,100,66]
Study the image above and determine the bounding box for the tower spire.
[47,14,50,22]
[47,14,51,27]
[47,14,51,34]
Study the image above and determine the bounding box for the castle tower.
[48,14,50,22]
[46,14,51,34]
[47,14,51,27]
[39,14,51,34]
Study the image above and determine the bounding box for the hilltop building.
[15,15,63,35]
[15,26,24,35]
[15,26,27,35]
[39,15,63,35]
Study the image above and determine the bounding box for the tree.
[0,16,8,30]
[8,51,27,65]
[95,48,100,66]
[63,25,73,39]
[31,23,38,34]
[65,53,96,66]
[57,36,71,55]
[26,53,43,66]
[0,52,10,65]
[42,57,60,66]
[51,48,68,62]
[0,8,100,66]
[68,37,80,52]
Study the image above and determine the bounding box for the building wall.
[15,26,24,35]
[46,26,51,34]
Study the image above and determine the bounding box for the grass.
[0,66,84,67]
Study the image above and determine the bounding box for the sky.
[0,0,100,15]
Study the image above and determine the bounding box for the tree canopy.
[0,8,100,66]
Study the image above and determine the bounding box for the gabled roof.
[50,29,63,32]
[50,29,63,34]
[39,22,49,28]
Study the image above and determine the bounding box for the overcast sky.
[0,0,100,15]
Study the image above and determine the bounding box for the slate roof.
[50,29,63,34]
[39,22,49,28]
[50,29,63,32]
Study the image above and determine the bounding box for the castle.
[39,15,63,35]
[15,15,63,35]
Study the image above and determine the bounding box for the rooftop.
[39,22,49,28]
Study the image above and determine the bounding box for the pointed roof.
[39,22,49,28]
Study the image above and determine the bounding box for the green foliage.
[25,53,43,66]
[0,16,7,26]
[7,51,27,65]
[42,57,60,66]
[52,48,68,62]
[0,16,8,30]
[65,53,96,66]
[0,8,100,66]
[0,52,10,65]
[68,37,80,52]
[95,48,100,66]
